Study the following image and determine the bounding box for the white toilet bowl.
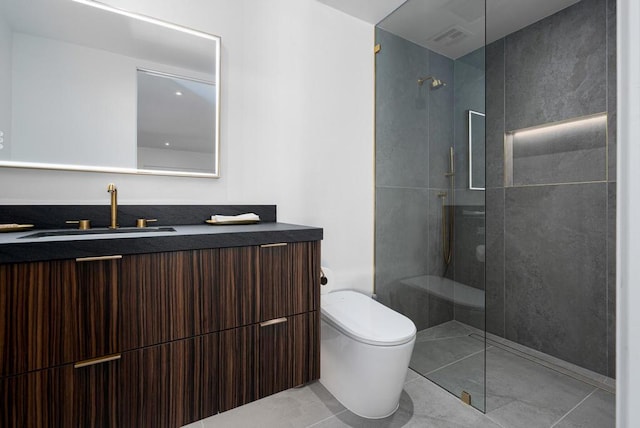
[319,290,416,419]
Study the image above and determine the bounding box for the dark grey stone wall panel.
[482,0,615,376]
[375,28,459,332]
[375,29,430,188]
[428,189,449,278]
[486,39,505,189]
[607,182,616,377]
[428,51,455,190]
[486,188,505,337]
[454,48,485,191]
[607,0,617,182]
[452,206,485,291]
[375,187,431,289]
[504,183,608,375]
[504,0,607,131]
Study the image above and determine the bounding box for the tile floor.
[186,321,615,428]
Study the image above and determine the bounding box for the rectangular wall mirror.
[468,110,485,190]
[0,0,221,177]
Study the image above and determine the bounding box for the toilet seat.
[321,290,416,346]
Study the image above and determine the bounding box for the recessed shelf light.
[507,112,607,138]
[175,91,183,96]
[164,142,171,146]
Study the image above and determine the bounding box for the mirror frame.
[468,109,485,191]
[0,0,221,178]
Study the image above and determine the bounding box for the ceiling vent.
[428,25,472,46]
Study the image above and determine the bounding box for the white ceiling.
[317,0,582,59]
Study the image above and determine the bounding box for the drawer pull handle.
[260,317,288,327]
[76,255,123,262]
[74,354,121,369]
[260,243,288,248]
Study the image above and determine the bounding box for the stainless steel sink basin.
[21,226,176,239]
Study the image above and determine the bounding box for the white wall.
[0,0,375,294]
[617,1,640,426]
[0,14,11,160]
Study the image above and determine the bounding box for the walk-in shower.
[375,0,616,421]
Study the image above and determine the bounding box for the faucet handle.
[66,219,92,230]
[136,218,157,228]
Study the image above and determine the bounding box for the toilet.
[319,286,416,419]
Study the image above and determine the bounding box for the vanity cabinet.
[217,241,321,412]
[0,239,320,427]
[218,311,320,412]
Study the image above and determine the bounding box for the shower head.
[417,76,446,89]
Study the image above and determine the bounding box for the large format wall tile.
[486,188,505,337]
[481,0,616,377]
[504,183,608,375]
[375,187,430,292]
[428,189,449,278]
[504,0,607,130]
[454,48,485,192]
[486,39,505,189]
[428,51,455,190]
[375,29,430,188]
[375,187,455,329]
[375,28,458,331]
[607,182,616,377]
[607,0,617,182]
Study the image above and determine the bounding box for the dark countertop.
[0,223,323,264]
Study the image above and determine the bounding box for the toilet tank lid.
[321,290,416,346]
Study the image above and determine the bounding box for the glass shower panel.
[374,0,486,412]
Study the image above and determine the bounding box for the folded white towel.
[210,213,260,223]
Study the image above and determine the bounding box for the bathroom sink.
[21,226,176,239]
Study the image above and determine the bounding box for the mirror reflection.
[0,0,220,177]
[137,69,216,173]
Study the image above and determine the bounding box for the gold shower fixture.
[417,76,446,89]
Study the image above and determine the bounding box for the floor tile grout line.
[549,387,598,428]
[415,334,482,343]
[472,332,615,394]
[485,411,509,428]
[305,409,350,428]
[424,346,488,376]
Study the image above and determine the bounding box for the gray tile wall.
[451,48,486,330]
[485,0,616,377]
[375,28,456,331]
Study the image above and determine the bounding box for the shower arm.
[417,76,435,86]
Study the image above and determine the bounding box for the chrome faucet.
[107,183,118,229]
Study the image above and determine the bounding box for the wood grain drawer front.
[76,258,120,362]
[120,334,218,428]
[219,325,255,412]
[1,354,121,428]
[216,246,258,331]
[256,311,319,400]
[120,252,202,350]
[258,241,320,322]
[0,258,120,377]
